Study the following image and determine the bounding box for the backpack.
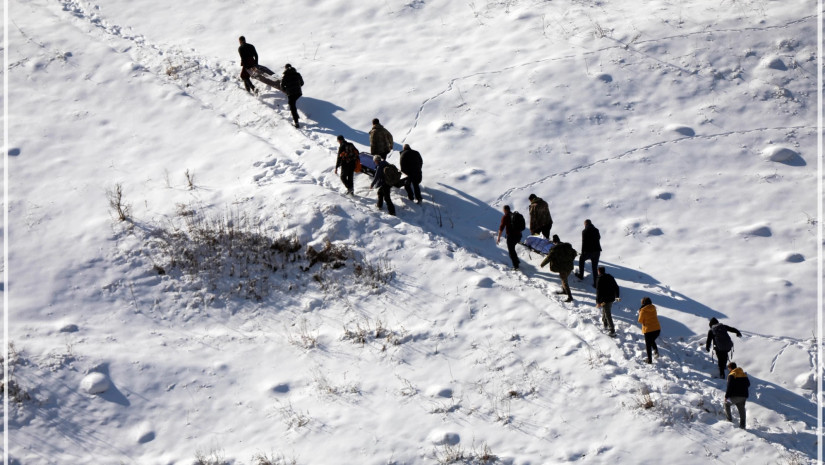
[511,211,526,232]
[383,163,401,186]
[711,324,734,352]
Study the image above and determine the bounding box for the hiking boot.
[554,290,567,295]
[565,296,573,302]
[294,122,300,129]
[574,273,584,280]
[416,199,422,204]
[645,359,652,364]
[608,331,616,337]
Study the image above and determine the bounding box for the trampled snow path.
[9,0,819,463]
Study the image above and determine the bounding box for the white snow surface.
[5,0,820,464]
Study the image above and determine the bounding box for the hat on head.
[529,193,536,201]
[709,317,719,327]
[552,234,560,243]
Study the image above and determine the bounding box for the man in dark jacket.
[540,235,577,302]
[705,318,743,378]
[281,64,304,128]
[528,194,553,239]
[595,266,620,335]
[370,155,396,216]
[496,205,521,270]
[335,135,358,195]
[399,144,423,204]
[369,119,393,159]
[237,36,258,94]
[725,362,750,429]
[575,219,602,287]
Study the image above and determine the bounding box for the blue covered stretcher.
[359,153,377,176]
[521,235,555,255]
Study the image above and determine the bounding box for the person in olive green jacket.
[637,296,661,363]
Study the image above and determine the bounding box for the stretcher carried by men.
[521,235,555,255]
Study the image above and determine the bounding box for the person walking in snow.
[335,135,358,195]
[369,119,393,160]
[575,219,602,287]
[281,64,304,128]
[638,296,660,364]
[724,362,750,429]
[370,155,396,216]
[237,36,258,94]
[705,317,742,379]
[528,194,553,239]
[540,234,576,302]
[496,205,522,270]
[595,266,620,336]
[399,144,423,204]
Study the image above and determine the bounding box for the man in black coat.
[335,135,358,195]
[237,36,258,94]
[595,266,620,335]
[281,64,304,128]
[399,144,423,204]
[705,317,743,378]
[725,362,750,429]
[575,219,602,286]
[496,205,521,270]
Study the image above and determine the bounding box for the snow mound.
[762,145,798,162]
[794,372,816,390]
[134,423,156,444]
[426,386,454,398]
[475,276,495,288]
[654,191,673,200]
[666,124,695,137]
[59,323,79,333]
[81,372,110,395]
[427,430,460,446]
[760,56,788,71]
[735,224,772,238]
[594,73,613,83]
[783,253,805,263]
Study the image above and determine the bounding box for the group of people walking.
[497,194,750,428]
[237,37,304,128]
[237,39,750,430]
[335,120,423,216]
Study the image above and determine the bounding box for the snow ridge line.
[491,124,814,206]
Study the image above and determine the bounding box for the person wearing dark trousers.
[281,64,304,128]
[575,219,602,287]
[725,362,750,429]
[369,119,393,160]
[540,235,577,302]
[528,194,553,239]
[496,205,521,270]
[237,36,258,94]
[335,135,358,195]
[595,266,620,335]
[399,144,423,204]
[370,156,396,216]
[705,317,743,379]
[638,297,661,364]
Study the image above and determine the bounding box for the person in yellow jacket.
[637,297,661,364]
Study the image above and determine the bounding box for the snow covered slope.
[5,0,819,463]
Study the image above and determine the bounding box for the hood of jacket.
[729,367,747,378]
